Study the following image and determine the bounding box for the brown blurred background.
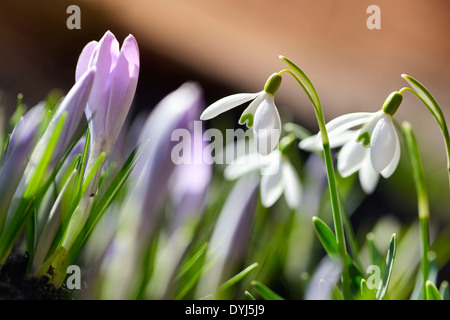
[1,0,450,218]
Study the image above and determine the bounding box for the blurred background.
[1,0,450,264]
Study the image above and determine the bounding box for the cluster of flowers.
[200,69,403,206]
[1,30,448,300]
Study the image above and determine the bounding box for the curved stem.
[278,57,350,298]
[399,78,450,191]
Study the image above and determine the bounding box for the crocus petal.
[57,68,96,150]
[358,153,380,194]
[337,137,367,177]
[370,115,397,172]
[380,127,401,178]
[200,92,260,120]
[86,31,120,137]
[75,41,97,82]
[260,158,284,207]
[104,34,140,147]
[282,158,302,210]
[253,95,281,156]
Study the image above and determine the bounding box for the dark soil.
[0,252,71,300]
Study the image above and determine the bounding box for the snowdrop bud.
[382,91,402,116]
[264,73,282,96]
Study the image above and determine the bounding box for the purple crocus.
[76,31,140,160]
[0,103,45,228]
[195,175,259,298]
[96,82,204,299]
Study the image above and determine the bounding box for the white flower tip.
[199,110,212,121]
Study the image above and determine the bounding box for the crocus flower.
[76,31,140,160]
[97,82,204,299]
[299,92,402,194]
[224,140,302,210]
[200,73,282,155]
[195,175,259,298]
[0,103,45,227]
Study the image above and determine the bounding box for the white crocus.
[224,147,302,210]
[299,92,403,194]
[200,73,282,156]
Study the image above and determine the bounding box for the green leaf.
[426,280,443,300]
[376,233,397,300]
[366,232,383,268]
[69,142,148,261]
[279,55,321,111]
[36,247,70,288]
[251,281,284,300]
[439,281,449,300]
[245,291,256,300]
[219,263,258,292]
[312,216,339,258]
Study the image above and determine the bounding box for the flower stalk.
[402,122,430,298]
[279,56,351,299]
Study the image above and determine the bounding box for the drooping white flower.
[299,92,402,194]
[224,145,302,210]
[200,73,282,156]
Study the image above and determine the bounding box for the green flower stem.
[398,78,450,190]
[278,57,350,299]
[402,122,430,298]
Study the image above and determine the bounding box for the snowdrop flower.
[300,92,403,194]
[76,30,140,159]
[224,137,302,210]
[200,73,282,156]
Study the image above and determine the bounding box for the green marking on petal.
[239,113,254,128]
[357,132,371,146]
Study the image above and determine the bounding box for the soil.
[0,252,72,300]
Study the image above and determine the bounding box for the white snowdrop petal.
[239,93,265,127]
[298,134,322,151]
[253,95,281,156]
[380,126,401,178]
[260,162,284,208]
[200,92,260,120]
[337,138,367,177]
[358,153,380,194]
[224,153,269,180]
[370,116,397,172]
[326,112,374,134]
[282,158,302,209]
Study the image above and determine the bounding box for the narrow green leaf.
[312,216,339,258]
[439,281,449,300]
[279,55,321,111]
[24,112,67,198]
[251,281,284,300]
[177,242,208,281]
[245,291,256,300]
[69,143,147,261]
[376,233,397,300]
[219,263,259,292]
[366,232,383,268]
[426,280,443,300]
[80,152,105,196]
